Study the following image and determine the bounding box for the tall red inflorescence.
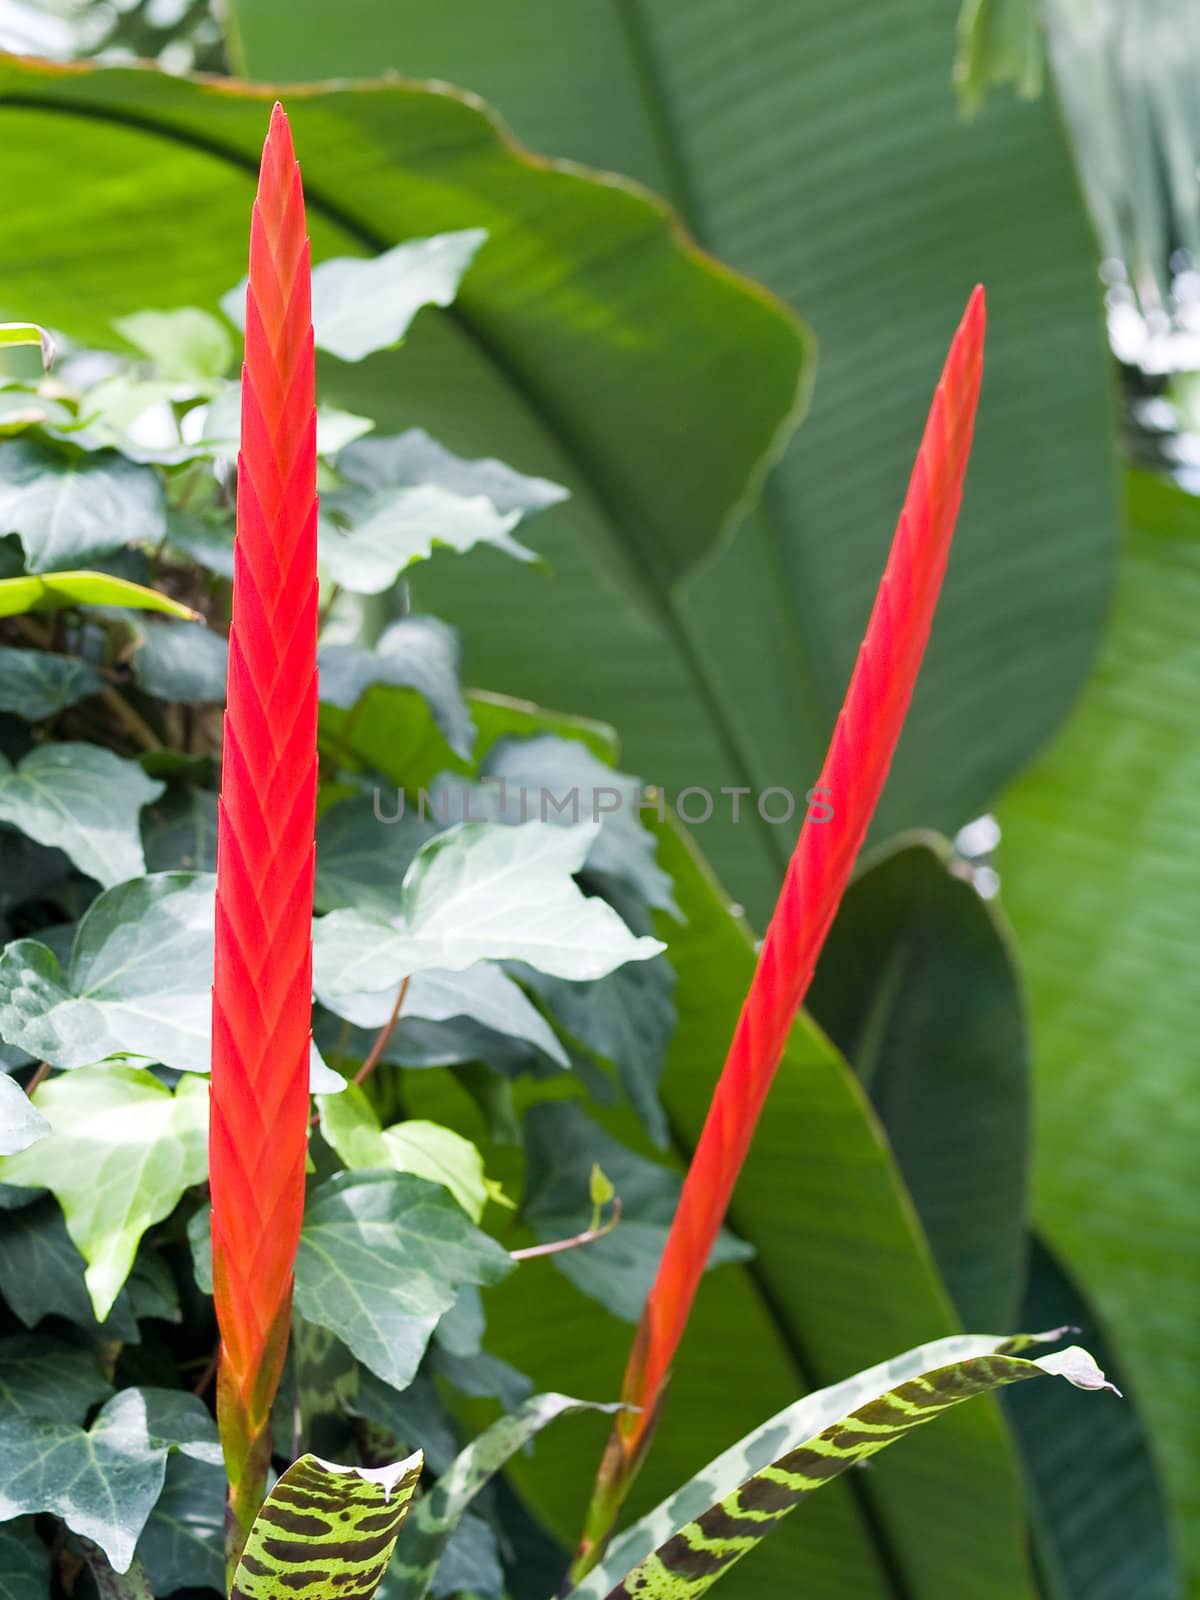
[209,102,318,1565]
[576,287,987,1573]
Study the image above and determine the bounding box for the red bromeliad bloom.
[209,102,318,1559]
[577,287,987,1571]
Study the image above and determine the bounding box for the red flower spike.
[209,102,318,1570]
[576,287,987,1573]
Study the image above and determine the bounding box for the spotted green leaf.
[578,1337,1115,1600]
[230,1449,424,1600]
[388,1393,617,1600]
[0,570,197,620]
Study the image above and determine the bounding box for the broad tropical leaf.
[226,0,1120,920]
[0,52,810,919]
[230,1450,423,1600]
[581,1339,1113,1600]
[997,471,1200,1583]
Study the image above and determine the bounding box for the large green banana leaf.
[806,833,1029,1330]
[806,833,1180,1597]
[997,471,1200,1588]
[574,1335,1114,1600]
[0,53,808,914]
[403,810,1040,1600]
[228,0,1122,924]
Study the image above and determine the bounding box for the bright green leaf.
[319,1085,492,1221]
[0,569,197,620]
[955,0,1044,116]
[294,1170,514,1392]
[0,439,164,572]
[230,1449,423,1600]
[0,647,103,720]
[0,743,162,887]
[313,822,663,1002]
[0,873,214,1072]
[0,322,54,367]
[113,307,233,383]
[0,1066,208,1321]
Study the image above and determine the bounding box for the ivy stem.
[510,1199,623,1261]
[352,976,410,1088]
[97,683,162,753]
[24,1061,51,1098]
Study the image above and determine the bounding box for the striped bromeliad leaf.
[573,1335,1115,1600]
[230,1450,423,1600]
[209,100,319,1570]
[577,287,988,1567]
[387,1393,620,1599]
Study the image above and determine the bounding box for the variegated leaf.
[388,1393,617,1599]
[231,1450,423,1600]
[576,1336,1115,1599]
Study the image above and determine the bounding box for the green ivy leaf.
[0,873,213,1072]
[142,788,218,874]
[521,1101,752,1322]
[0,569,197,620]
[320,482,536,594]
[126,617,228,703]
[0,1385,220,1574]
[319,620,473,758]
[0,647,103,720]
[321,964,568,1073]
[0,1073,49,1156]
[112,307,234,383]
[0,1520,49,1600]
[0,439,164,572]
[318,1086,493,1221]
[0,1066,208,1321]
[230,1449,424,1600]
[313,821,663,1003]
[0,1196,139,1338]
[0,1332,113,1424]
[135,1452,225,1598]
[0,744,162,887]
[335,429,567,521]
[314,791,434,917]
[294,1170,514,1392]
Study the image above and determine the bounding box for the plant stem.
[98,684,162,753]
[353,977,410,1088]
[510,1199,622,1261]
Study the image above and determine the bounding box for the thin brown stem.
[24,1061,51,1098]
[98,684,162,753]
[510,1199,622,1262]
[353,976,410,1088]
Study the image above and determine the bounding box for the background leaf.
[0,743,162,887]
[0,439,164,573]
[0,1073,49,1155]
[0,648,103,720]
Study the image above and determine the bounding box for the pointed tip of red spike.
[964,283,987,338]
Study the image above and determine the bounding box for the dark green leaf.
[0,1519,50,1600]
[0,439,164,573]
[0,648,103,720]
[294,1170,514,1392]
[135,1451,225,1598]
[0,743,162,886]
[0,1196,139,1339]
[1006,1236,1180,1600]
[141,787,218,874]
[79,1540,155,1600]
[0,873,213,1072]
[807,835,1029,1328]
[126,618,228,703]
[0,1386,220,1573]
[0,1332,113,1424]
[314,791,434,916]
[522,1101,750,1321]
